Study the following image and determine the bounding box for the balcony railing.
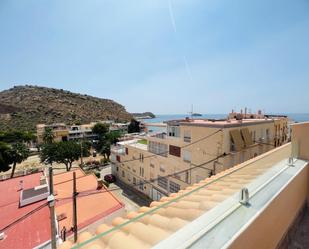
[111,146,126,155]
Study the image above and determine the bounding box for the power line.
[51,129,223,186]
[115,129,222,164]
[56,152,229,201]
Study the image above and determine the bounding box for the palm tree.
[10,143,30,178]
[43,128,54,144]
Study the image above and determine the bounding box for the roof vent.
[239,188,250,206]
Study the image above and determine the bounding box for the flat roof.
[54,169,124,232]
[166,118,277,128]
[0,173,50,249]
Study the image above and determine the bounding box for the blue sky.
[0,0,308,114]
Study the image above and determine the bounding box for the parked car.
[104,174,116,183]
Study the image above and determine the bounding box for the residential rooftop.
[58,125,309,249]
[54,169,124,234]
[166,117,285,128]
[0,172,50,249]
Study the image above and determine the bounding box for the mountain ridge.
[0,85,132,131]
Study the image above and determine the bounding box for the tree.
[40,141,91,171]
[43,127,54,144]
[0,131,31,177]
[0,130,35,144]
[40,143,58,165]
[10,143,30,178]
[128,119,141,133]
[106,131,122,145]
[0,142,13,172]
[92,123,109,137]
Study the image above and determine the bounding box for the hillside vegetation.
[0,85,132,131]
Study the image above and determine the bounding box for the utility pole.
[48,167,57,249]
[73,171,78,243]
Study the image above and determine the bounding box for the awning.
[241,128,254,147]
[230,129,245,151]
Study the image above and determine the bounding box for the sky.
[0,0,308,114]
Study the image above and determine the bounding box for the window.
[111,154,116,162]
[139,153,144,162]
[183,150,191,163]
[139,181,144,191]
[169,181,180,193]
[116,166,119,172]
[139,167,144,177]
[116,155,121,162]
[122,170,125,178]
[266,129,270,140]
[167,126,180,137]
[125,148,129,155]
[252,131,256,143]
[133,177,136,185]
[158,176,168,190]
[184,130,191,142]
[185,171,189,183]
[169,145,181,157]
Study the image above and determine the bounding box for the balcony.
[111,145,126,155]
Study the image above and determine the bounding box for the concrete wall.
[291,122,309,160]
[228,163,309,249]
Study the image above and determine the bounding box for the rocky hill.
[0,85,132,131]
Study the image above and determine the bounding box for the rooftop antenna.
[188,104,193,119]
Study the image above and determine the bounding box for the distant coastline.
[142,113,309,124]
[132,112,156,120]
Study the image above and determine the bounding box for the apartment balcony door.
[152,188,164,201]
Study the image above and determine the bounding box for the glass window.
[167,126,180,137]
[184,130,191,142]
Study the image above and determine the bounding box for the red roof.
[0,173,51,249]
[54,169,124,232]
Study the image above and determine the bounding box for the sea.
[142,113,309,131]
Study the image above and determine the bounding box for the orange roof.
[54,169,124,231]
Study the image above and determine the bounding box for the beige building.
[36,121,128,144]
[59,121,309,249]
[36,123,69,144]
[111,113,288,200]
